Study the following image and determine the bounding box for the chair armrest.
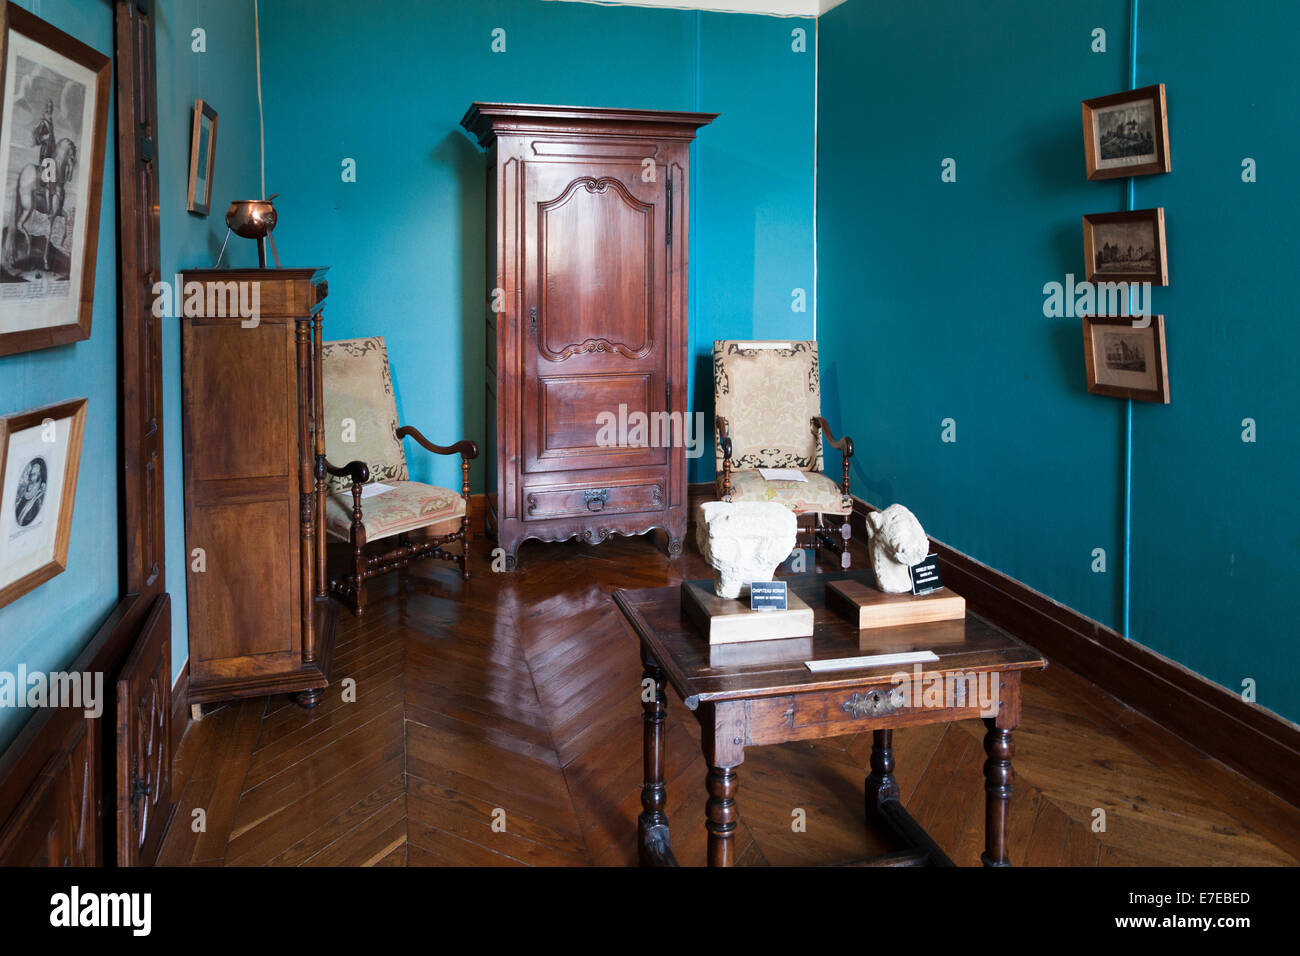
[396,425,479,460]
[812,416,853,459]
[715,415,733,461]
[317,456,370,486]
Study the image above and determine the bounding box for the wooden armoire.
[179,268,337,710]
[461,103,716,568]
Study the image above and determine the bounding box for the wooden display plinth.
[682,580,814,645]
[826,577,965,630]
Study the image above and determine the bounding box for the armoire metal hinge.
[665,176,673,246]
[666,378,671,416]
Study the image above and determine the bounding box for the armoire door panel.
[538,176,654,360]
[523,160,667,475]
[185,323,293,482]
[534,372,666,470]
[188,499,298,665]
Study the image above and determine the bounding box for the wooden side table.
[613,572,1047,867]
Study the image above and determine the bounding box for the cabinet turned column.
[295,316,317,669]
[313,307,328,600]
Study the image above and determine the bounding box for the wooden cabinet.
[179,268,336,708]
[462,103,716,567]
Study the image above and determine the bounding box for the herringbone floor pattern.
[158,534,1300,866]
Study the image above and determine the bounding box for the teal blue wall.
[0,0,120,750]
[257,0,817,489]
[1127,0,1299,723]
[818,0,1299,724]
[155,0,263,684]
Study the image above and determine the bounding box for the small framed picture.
[0,4,112,357]
[187,98,218,215]
[0,397,87,609]
[1081,315,1170,404]
[1081,83,1171,180]
[1083,208,1168,285]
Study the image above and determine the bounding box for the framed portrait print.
[0,397,87,609]
[1081,84,1171,180]
[0,3,111,357]
[1081,315,1170,404]
[1083,207,1168,285]
[187,98,217,215]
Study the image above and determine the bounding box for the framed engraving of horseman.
[0,3,110,357]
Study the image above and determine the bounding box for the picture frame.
[0,3,111,357]
[1081,315,1170,404]
[0,397,87,609]
[1083,207,1168,285]
[187,98,217,216]
[1081,83,1171,181]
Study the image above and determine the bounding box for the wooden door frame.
[0,0,168,866]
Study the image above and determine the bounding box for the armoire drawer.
[524,481,664,520]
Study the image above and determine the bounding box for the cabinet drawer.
[524,480,664,520]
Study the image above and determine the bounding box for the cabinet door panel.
[523,160,668,474]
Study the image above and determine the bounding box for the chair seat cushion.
[325,480,466,543]
[717,469,851,516]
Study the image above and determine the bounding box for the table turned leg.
[981,718,1015,867]
[705,765,739,867]
[638,653,673,866]
[865,728,900,816]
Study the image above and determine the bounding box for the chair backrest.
[713,340,823,473]
[320,336,408,492]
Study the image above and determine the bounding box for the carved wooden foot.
[295,687,324,709]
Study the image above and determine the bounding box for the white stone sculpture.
[695,501,798,600]
[866,504,930,594]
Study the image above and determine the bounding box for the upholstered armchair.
[318,336,478,615]
[713,340,853,567]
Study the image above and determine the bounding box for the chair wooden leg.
[460,518,470,581]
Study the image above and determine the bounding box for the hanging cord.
[254,0,266,199]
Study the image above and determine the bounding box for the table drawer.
[524,480,664,520]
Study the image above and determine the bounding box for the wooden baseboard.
[844,496,1300,808]
[170,659,190,759]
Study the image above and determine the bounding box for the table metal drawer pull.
[584,488,610,512]
[841,688,905,718]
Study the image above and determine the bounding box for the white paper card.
[360,482,394,499]
[758,468,808,483]
[805,651,940,673]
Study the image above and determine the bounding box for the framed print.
[1081,83,1171,180]
[0,3,111,357]
[1081,315,1170,404]
[0,397,87,609]
[1083,207,1168,285]
[187,98,217,215]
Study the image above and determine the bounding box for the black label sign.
[750,580,788,611]
[909,555,943,596]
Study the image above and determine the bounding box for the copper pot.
[226,194,279,238]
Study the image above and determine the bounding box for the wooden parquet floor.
[157,533,1300,867]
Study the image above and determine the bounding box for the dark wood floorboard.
[158,532,1300,866]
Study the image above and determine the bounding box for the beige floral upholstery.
[717,469,851,516]
[713,340,823,473]
[321,336,409,492]
[324,480,465,543]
